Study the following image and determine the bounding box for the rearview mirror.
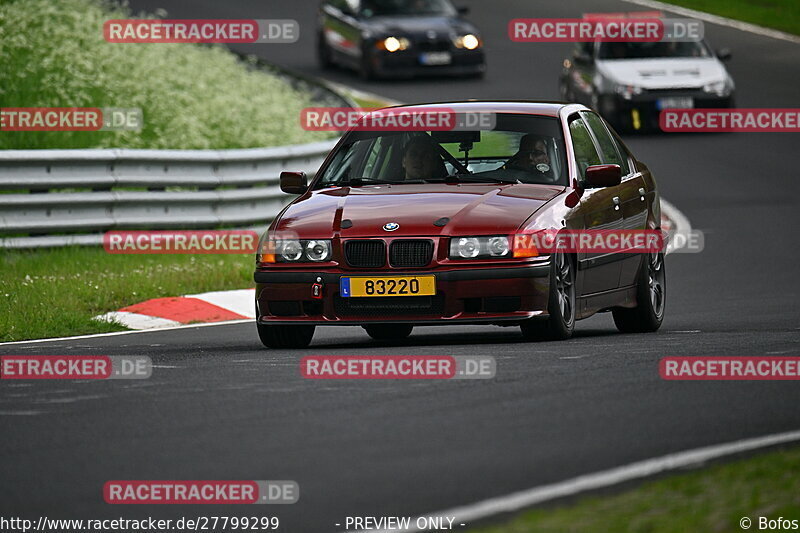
[716,48,732,62]
[280,171,308,194]
[585,164,621,188]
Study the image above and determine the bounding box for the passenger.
[402,137,447,181]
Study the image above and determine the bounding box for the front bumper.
[597,89,734,131]
[254,262,550,326]
[370,48,485,78]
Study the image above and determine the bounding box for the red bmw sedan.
[254,102,666,348]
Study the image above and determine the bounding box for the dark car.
[316,0,486,79]
[254,102,666,348]
[559,40,735,131]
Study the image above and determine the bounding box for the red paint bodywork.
[255,102,661,326]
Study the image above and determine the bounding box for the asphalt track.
[2,0,799,530]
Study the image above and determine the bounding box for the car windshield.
[598,41,712,59]
[315,113,567,188]
[360,0,456,17]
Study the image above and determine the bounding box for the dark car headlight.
[376,36,411,52]
[450,236,510,259]
[257,239,332,263]
[453,34,481,50]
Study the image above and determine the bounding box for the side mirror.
[716,48,732,62]
[457,6,470,15]
[585,164,621,188]
[280,171,308,194]
[573,50,593,65]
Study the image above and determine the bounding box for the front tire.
[612,251,666,333]
[521,252,575,341]
[257,323,315,349]
[363,324,413,341]
[359,47,376,80]
[317,33,333,69]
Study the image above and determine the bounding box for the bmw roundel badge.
[383,222,400,232]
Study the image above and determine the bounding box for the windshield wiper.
[453,175,520,184]
[344,177,424,187]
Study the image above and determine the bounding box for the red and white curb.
[93,200,689,331]
[94,289,255,330]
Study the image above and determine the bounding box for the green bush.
[0,0,332,149]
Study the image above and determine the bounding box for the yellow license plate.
[340,276,436,297]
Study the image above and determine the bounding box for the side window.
[610,131,636,174]
[568,116,601,180]
[582,112,628,174]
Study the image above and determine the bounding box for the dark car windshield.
[598,41,712,59]
[314,113,568,188]
[360,0,456,17]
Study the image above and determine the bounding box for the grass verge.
[657,0,800,36]
[0,248,253,342]
[468,445,800,532]
[0,0,332,149]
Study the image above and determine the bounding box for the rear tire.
[521,252,575,341]
[612,251,666,333]
[257,323,315,349]
[364,324,413,341]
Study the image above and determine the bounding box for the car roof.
[380,100,583,118]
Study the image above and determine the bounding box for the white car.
[559,40,735,131]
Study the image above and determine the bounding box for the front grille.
[417,39,451,52]
[642,87,701,94]
[389,240,433,267]
[344,240,385,268]
[335,295,444,316]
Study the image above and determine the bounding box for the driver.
[402,137,446,181]
[504,134,554,180]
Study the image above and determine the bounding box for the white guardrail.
[0,140,338,248]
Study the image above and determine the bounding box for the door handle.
[613,196,620,211]
[639,187,646,201]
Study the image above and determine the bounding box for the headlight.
[257,239,332,263]
[450,236,510,259]
[305,240,332,262]
[378,36,410,52]
[703,79,731,96]
[277,240,303,261]
[614,83,642,100]
[454,34,481,50]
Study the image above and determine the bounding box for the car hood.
[597,57,728,89]
[366,15,477,39]
[275,183,562,238]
